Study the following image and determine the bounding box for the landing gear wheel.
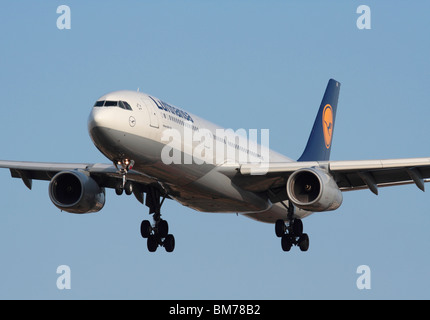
[298,233,310,252]
[158,219,169,239]
[164,234,175,253]
[115,185,124,196]
[140,220,152,238]
[281,235,293,252]
[147,235,158,252]
[275,219,286,238]
[124,181,133,195]
[292,219,303,236]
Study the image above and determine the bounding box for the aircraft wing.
[0,160,159,203]
[234,157,430,196]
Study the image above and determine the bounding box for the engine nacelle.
[49,170,105,214]
[286,167,342,212]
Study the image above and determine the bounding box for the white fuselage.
[87,90,312,223]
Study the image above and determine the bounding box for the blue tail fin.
[298,79,341,162]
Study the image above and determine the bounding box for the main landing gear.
[114,158,175,253]
[140,216,175,252]
[269,195,309,252]
[275,219,309,252]
[140,187,175,253]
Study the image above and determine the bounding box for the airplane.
[1,78,430,253]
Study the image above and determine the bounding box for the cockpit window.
[104,101,118,107]
[94,100,105,107]
[119,101,133,110]
[94,100,133,111]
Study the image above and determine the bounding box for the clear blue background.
[0,1,429,299]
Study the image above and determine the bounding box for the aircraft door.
[140,97,159,128]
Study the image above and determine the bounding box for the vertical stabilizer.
[298,79,340,162]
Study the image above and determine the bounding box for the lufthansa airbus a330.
[2,79,430,253]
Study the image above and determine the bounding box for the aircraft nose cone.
[88,107,106,130]
[87,107,114,148]
[87,107,118,159]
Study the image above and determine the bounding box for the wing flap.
[329,158,430,192]
[10,169,33,189]
[329,158,430,171]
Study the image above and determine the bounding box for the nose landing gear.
[114,159,135,195]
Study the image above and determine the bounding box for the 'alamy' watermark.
[356,5,371,30]
[56,265,71,290]
[356,265,371,290]
[160,127,270,175]
[57,5,71,30]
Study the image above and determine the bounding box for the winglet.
[298,79,341,162]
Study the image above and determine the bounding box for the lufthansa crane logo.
[322,104,333,149]
[129,116,136,127]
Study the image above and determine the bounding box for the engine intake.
[49,170,105,214]
[286,167,342,212]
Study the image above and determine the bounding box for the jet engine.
[49,170,105,214]
[286,167,342,212]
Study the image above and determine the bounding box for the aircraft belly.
[168,169,272,213]
[168,189,270,213]
[243,203,314,224]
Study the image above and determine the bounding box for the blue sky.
[0,1,430,299]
